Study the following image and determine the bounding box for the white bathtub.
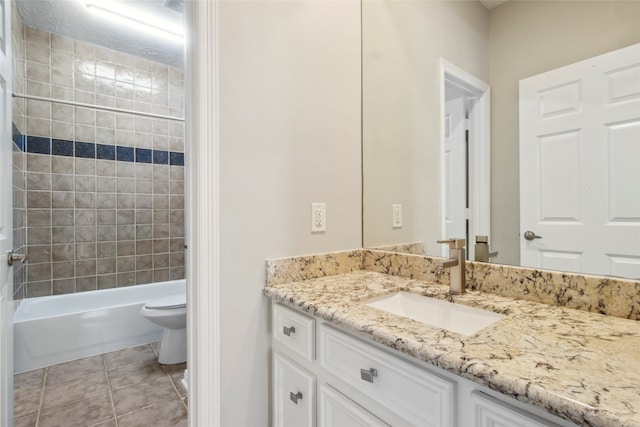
[13,279,186,373]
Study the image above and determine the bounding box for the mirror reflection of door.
[519,42,640,279]
[444,85,469,258]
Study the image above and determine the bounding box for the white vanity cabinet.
[272,304,317,426]
[271,302,575,427]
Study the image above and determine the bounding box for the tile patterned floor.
[14,343,187,427]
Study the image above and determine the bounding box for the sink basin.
[364,292,505,336]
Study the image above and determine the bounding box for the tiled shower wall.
[11,19,185,299]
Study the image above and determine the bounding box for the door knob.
[7,251,29,267]
[523,231,542,241]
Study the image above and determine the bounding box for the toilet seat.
[144,293,186,310]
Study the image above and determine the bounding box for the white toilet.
[141,293,187,364]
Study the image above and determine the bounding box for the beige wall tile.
[97,258,116,275]
[26,191,51,209]
[52,226,74,243]
[76,276,97,292]
[97,242,117,258]
[116,240,136,257]
[28,245,52,264]
[52,174,74,191]
[53,278,75,295]
[52,244,74,262]
[28,262,51,282]
[51,156,73,174]
[52,261,75,279]
[97,274,117,289]
[18,28,185,297]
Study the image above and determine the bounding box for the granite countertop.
[264,270,640,427]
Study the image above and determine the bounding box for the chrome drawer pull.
[283,326,296,336]
[289,391,303,404]
[360,368,378,383]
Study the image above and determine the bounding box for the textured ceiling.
[15,0,184,68]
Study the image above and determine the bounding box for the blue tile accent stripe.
[153,150,169,164]
[136,148,152,163]
[97,144,116,160]
[117,146,135,162]
[170,152,184,166]
[12,124,25,151]
[52,139,74,157]
[75,141,96,158]
[13,130,185,166]
[27,136,51,154]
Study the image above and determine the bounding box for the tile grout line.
[34,367,48,427]
[19,344,186,425]
[103,354,119,427]
[163,366,185,404]
[154,343,188,411]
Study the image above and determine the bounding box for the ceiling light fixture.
[85,1,184,43]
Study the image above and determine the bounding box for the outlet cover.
[311,203,326,232]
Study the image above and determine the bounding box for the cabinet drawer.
[319,325,454,427]
[274,352,316,427]
[472,391,561,427]
[319,384,389,427]
[273,303,315,361]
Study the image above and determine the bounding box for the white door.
[520,43,640,279]
[0,0,12,425]
[444,86,467,252]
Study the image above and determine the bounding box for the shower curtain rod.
[12,93,184,122]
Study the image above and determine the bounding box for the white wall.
[217,0,362,424]
[490,1,640,266]
[362,0,489,254]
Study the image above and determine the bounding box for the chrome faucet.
[436,239,466,295]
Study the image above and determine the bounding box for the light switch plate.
[392,204,402,228]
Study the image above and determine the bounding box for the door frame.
[0,2,222,425]
[185,1,221,426]
[0,0,13,424]
[439,59,490,260]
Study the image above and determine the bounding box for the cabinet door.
[274,352,316,427]
[319,325,454,426]
[319,384,389,427]
[472,391,561,427]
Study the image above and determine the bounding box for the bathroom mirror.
[362,0,640,280]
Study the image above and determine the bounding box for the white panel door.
[0,0,12,425]
[520,43,640,279]
[444,88,467,249]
